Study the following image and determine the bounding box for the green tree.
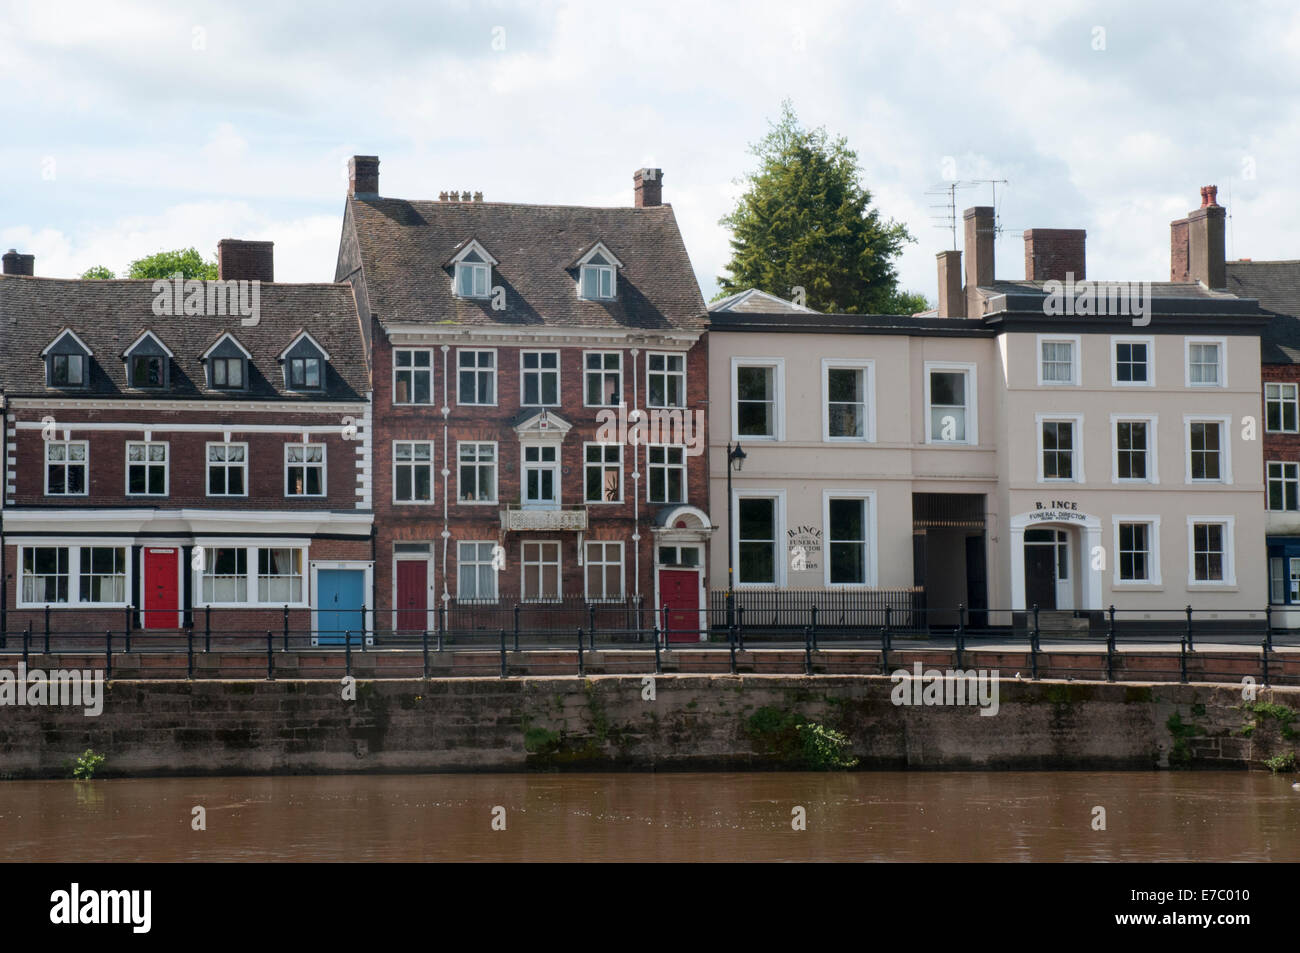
[79,265,116,280]
[717,102,916,314]
[126,248,217,280]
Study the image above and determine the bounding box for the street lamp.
[725,442,747,629]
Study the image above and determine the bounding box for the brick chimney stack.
[634,168,663,207]
[963,206,995,317]
[1024,228,1086,281]
[1170,185,1226,288]
[217,239,274,282]
[2,249,34,276]
[936,250,965,317]
[348,155,380,198]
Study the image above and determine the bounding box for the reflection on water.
[1,772,1296,862]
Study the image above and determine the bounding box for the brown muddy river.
[1,771,1296,862]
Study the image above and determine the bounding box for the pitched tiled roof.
[344,197,708,331]
[1226,260,1300,364]
[0,275,368,399]
[709,288,820,314]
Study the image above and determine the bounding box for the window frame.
[1036,333,1081,386]
[821,358,876,443]
[457,540,499,604]
[456,348,498,406]
[194,543,310,609]
[44,439,89,497]
[520,540,562,602]
[579,263,616,301]
[1185,336,1228,388]
[17,543,132,608]
[205,441,250,498]
[124,440,170,497]
[583,540,625,602]
[520,349,561,407]
[1035,413,1085,483]
[1110,413,1159,484]
[1265,381,1300,434]
[208,355,247,391]
[1110,335,1155,387]
[393,348,435,406]
[731,489,786,588]
[583,350,623,408]
[392,440,436,504]
[521,442,560,507]
[1186,517,1236,587]
[457,441,498,505]
[1267,460,1300,512]
[923,361,978,445]
[647,351,687,410]
[1112,516,1162,587]
[646,443,687,504]
[1184,414,1233,484]
[454,260,491,299]
[822,490,878,588]
[284,442,327,498]
[731,356,785,442]
[584,441,623,504]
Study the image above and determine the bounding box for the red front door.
[396,560,428,633]
[658,568,700,643]
[143,548,179,629]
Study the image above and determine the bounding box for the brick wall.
[1263,364,1300,463]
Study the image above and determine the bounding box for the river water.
[2,772,1296,862]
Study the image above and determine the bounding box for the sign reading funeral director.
[1028,500,1088,522]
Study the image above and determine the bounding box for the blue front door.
[316,569,366,645]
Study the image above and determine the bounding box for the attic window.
[279,331,330,392]
[130,355,165,388]
[42,329,93,389]
[123,331,173,390]
[455,250,491,298]
[202,333,252,391]
[581,254,615,300]
[288,357,321,390]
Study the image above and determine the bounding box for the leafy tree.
[718,102,916,314]
[80,265,116,280]
[126,248,217,280]
[889,289,931,315]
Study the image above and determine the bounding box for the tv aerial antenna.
[927,179,1011,248]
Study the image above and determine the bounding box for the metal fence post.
[359,605,367,652]
[513,604,521,652]
[577,627,585,676]
[1029,604,1039,680]
[44,605,50,652]
[803,626,813,675]
[1185,604,1194,653]
[105,630,112,679]
[728,625,738,674]
[122,620,129,655]
[1265,604,1274,653]
[588,604,597,649]
[1179,637,1188,683]
[956,603,965,669]
[737,605,745,652]
[1262,637,1271,687]
[422,627,429,679]
[653,625,662,674]
[438,603,446,652]
[880,606,891,675]
[22,623,30,667]
[500,629,508,679]
[1106,604,1116,682]
[810,605,819,651]
[266,631,274,680]
[205,605,211,653]
[660,604,670,654]
[345,630,352,677]
[283,605,290,652]
[124,604,132,636]
[186,627,194,680]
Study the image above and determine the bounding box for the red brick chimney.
[217,239,274,282]
[963,206,995,317]
[634,168,663,207]
[1170,185,1225,287]
[2,249,34,275]
[1024,228,1086,281]
[349,155,380,198]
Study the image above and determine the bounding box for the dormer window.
[201,333,252,392]
[278,331,329,393]
[574,242,623,301]
[41,329,92,390]
[447,240,498,300]
[122,330,173,390]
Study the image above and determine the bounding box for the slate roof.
[343,197,708,332]
[1226,260,1300,364]
[709,288,820,314]
[0,275,368,400]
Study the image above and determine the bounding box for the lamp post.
[725,442,747,629]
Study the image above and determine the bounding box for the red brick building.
[0,244,373,641]
[334,157,712,636]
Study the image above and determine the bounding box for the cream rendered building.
[709,214,1270,631]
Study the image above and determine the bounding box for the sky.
[3,0,1300,305]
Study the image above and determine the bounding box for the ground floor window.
[658,544,701,567]
[522,541,561,602]
[18,545,128,606]
[737,496,778,585]
[826,495,871,585]
[1267,540,1300,605]
[1189,520,1232,584]
[199,545,309,606]
[585,541,624,601]
[1116,521,1154,583]
[458,541,499,603]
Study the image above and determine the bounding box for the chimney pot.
[217,239,274,282]
[1172,186,1226,288]
[461,191,471,202]
[473,191,483,202]
[633,168,663,207]
[962,206,995,317]
[348,155,380,198]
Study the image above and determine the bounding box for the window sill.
[1111,583,1164,591]
[458,500,500,506]
[17,602,129,610]
[1186,583,1238,591]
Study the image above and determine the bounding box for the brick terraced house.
[334,157,712,638]
[0,243,374,642]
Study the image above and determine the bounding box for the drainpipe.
[0,389,7,637]
[440,345,450,606]
[630,349,640,601]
